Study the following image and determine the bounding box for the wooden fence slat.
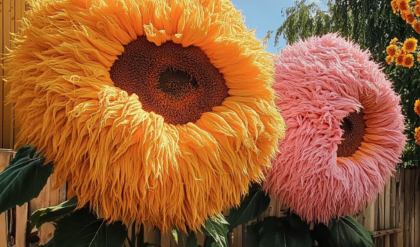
[1,0,4,150]
[389,173,397,246]
[414,169,420,247]
[15,204,28,247]
[404,169,413,247]
[0,150,12,247]
[395,168,404,247]
[0,213,6,247]
[2,0,15,149]
[377,186,385,247]
[384,180,391,247]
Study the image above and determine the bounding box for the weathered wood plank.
[373,228,402,238]
[0,0,4,150]
[403,168,413,247]
[15,204,28,247]
[395,168,404,247]
[384,179,391,247]
[2,0,15,149]
[377,186,385,247]
[414,169,420,247]
[0,150,12,247]
[389,172,397,246]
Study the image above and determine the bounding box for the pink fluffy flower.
[265,33,406,223]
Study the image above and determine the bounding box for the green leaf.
[186,232,199,247]
[0,146,53,214]
[227,183,270,230]
[259,216,312,247]
[312,223,334,247]
[51,207,127,247]
[246,222,260,247]
[29,197,78,228]
[171,229,178,244]
[203,236,217,247]
[202,215,229,247]
[328,216,374,247]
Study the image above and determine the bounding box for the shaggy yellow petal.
[5,0,285,232]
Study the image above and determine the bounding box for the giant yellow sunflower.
[5,0,285,232]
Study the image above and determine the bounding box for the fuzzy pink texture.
[265,33,406,223]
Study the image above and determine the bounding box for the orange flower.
[415,99,420,116]
[415,6,420,16]
[397,0,410,11]
[386,55,395,64]
[390,37,399,44]
[403,38,418,52]
[415,127,420,145]
[396,51,406,65]
[403,54,415,67]
[387,44,398,56]
[5,0,285,232]
[416,0,420,5]
[413,20,420,33]
[406,13,416,24]
[392,0,399,13]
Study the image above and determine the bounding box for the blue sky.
[230,0,323,53]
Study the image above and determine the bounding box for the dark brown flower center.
[337,111,366,157]
[110,36,229,125]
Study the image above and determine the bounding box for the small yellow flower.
[415,127,420,145]
[386,55,395,64]
[413,20,420,33]
[387,44,398,56]
[415,5,420,16]
[392,0,399,13]
[390,37,399,44]
[415,99,420,116]
[406,13,416,24]
[403,38,418,52]
[397,0,410,11]
[396,51,406,65]
[403,54,415,68]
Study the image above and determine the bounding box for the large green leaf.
[312,223,334,247]
[246,222,260,247]
[29,197,78,228]
[259,215,312,247]
[227,183,270,230]
[202,215,229,247]
[0,146,53,213]
[328,216,374,247]
[45,207,127,247]
[186,232,199,247]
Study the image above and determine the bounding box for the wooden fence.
[1,0,420,246]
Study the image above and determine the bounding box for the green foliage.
[185,232,200,247]
[0,146,53,213]
[270,0,420,167]
[42,207,127,247]
[256,215,312,247]
[202,215,229,247]
[246,214,374,247]
[227,183,270,230]
[266,0,334,46]
[327,216,374,247]
[29,197,78,228]
[246,222,260,247]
